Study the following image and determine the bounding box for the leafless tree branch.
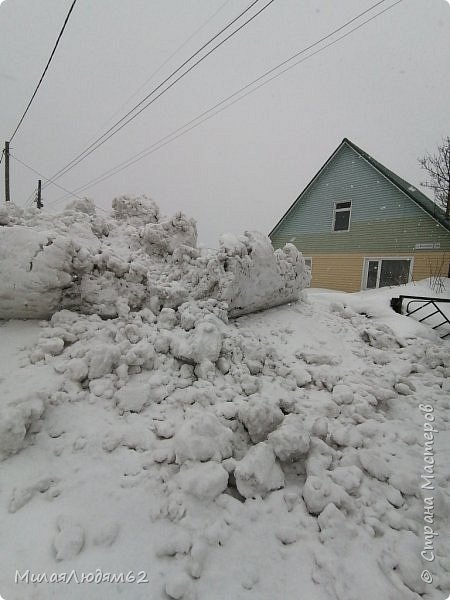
[419,136,450,217]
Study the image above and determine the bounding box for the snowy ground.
[1,276,449,600]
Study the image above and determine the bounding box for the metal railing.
[390,295,450,339]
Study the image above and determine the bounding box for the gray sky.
[1,0,449,245]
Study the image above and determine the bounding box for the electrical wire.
[84,0,234,147]
[12,152,109,213]
[9,152,83,200]
[41,0,276,189]
[9,0,78,143]
[49,0,400,203]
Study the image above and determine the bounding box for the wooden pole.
[4,141,10,203]
[36,179,43,209]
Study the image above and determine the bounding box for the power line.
[9,153,83,200]
[50,0,398,201]
[12,152,109,214]
[42,0,276,189]
[9,0,78,143]
[84,0,234,147]
[49,0,400,203]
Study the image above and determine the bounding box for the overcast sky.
[1,0,449,245]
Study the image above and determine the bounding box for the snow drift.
[2,196,449,600]
[0,196,309,320]
[1,280,449,600]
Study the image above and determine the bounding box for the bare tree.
[419,136,450,219]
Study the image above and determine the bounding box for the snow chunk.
[112,194,160,225]
[114,382,150,413]
[123,340,156,369]
[164,572,193,600]
[9,477,58,513]
[87,343,121,379]
[332,384,354,405]
[156,530,192,557]
[268,414,310,462]
[216,232,310,317]
[329,466,363,493]
[143,212,197,255]
[238,394,284,443]
[0,398,45,460]
[177,462,229,501]
[358,449,391,482]
[65,197,97,216]
[302,475,351,515]
[174,412,233,463]
[170,320,223,365]
[53,516,85,561]
[234,442,284,498]
[0,227,74,319]
[65,358,89,382]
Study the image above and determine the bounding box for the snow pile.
[1,194,449,600]
[0,197,309,319]
[1,280,449,599]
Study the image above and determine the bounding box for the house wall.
[271,143,450,255]
[270,141,450,291]
[306,251,450,292]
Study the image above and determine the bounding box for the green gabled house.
[270,138,450,292]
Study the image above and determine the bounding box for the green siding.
[271,143,450,253]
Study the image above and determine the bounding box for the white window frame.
[361,256,414,290]
[332,201,352,232]
[303,257,312,270]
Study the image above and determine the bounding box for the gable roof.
[270,138,450,236]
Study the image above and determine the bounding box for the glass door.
[363,258,412,289]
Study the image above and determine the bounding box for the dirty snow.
[0,198,449,600]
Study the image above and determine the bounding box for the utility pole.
[4,141,10,203]
[37,179,42,209]
[36,179,43,209]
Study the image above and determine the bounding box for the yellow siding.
[307,252,450,292]
[412,252,450,282]
[308,254,364,292]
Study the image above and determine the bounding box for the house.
[269,138,450,292]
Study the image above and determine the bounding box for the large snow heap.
[0,196,309,320]
[3,197,447,600]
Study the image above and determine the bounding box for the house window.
[333,201,351,232]
[363,257,413,289]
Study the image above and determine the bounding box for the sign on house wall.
[415,242,441,250]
